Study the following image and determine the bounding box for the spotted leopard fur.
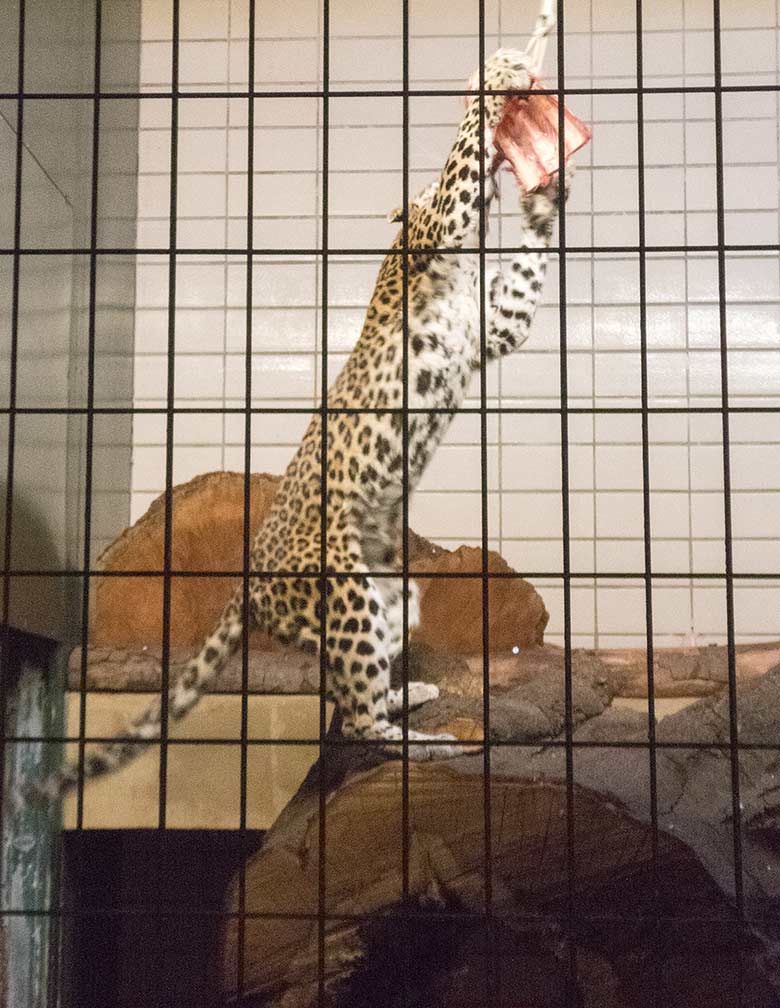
[32,49,571,800]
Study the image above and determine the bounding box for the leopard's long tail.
[23,587,246,804]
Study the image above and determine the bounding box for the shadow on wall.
[0,485,69,641]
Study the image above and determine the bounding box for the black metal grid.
[1,0,778,1006]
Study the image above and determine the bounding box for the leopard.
[29,48,571,802]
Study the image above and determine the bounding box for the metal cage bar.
[317,0,331,1002]
[235,0,257,999]
[0,0,26,851]
[155,0,181,832]
[400,0,412,1002]
[554,2,578,1001]
[712,0,747,999]
[74,0,104,834]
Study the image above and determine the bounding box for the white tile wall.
[132,0,780,647]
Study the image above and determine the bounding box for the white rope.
[522,0,556,78]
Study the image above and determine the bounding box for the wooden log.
[218,667,780,1007]
[588,639,780,699]
[84,471,547,655]
[66,639,780,703]
[407,529,548,654]
[65,643,322,695]
[74,469,776,707]
[88,471,282,650]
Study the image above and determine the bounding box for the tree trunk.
[218,667,780,1008]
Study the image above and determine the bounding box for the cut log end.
[219,761,778,1008]
[217,669,780,1006]
[86,471,548,656]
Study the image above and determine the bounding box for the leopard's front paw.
[522,163,574,233]
[364,723,475,761]
[548,160,575,206]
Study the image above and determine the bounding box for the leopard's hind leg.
[377,577,441,715]
[291,570,461,759]
[362,515,442,719]
[338,574,461,759]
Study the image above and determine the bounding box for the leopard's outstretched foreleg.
[481,167,572,363]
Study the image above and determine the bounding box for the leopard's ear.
[387,205,404,223]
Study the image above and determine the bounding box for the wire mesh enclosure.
[2,0,780,1006]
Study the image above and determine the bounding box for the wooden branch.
[67,639,780,702]
[66,644,321,695]
[217,667,780,1007]
[73,469,778,706]
[588,639,780,698]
